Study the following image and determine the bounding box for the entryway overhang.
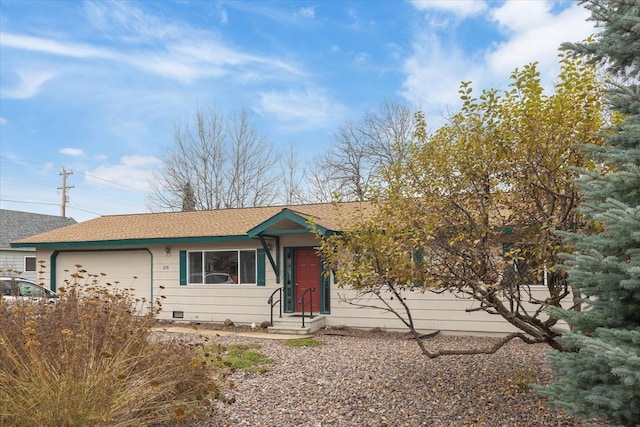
[247,208,333,285]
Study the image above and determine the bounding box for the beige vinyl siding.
[155,286,276,323]
[326,285,563,335]
[55,250,152,313]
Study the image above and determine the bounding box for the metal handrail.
[298,287,315,328]
[267,287,282,326]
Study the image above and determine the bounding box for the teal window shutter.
[257,249,266,286]
[179,250,187,285]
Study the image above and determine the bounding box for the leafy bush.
[0,268,220,426]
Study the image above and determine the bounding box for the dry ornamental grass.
[0,272,222,426]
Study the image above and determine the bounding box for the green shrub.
[0,267,221,426]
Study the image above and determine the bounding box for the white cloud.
[486,2,594,77]
[86,0,280,78]
[0,32,117,59]
[401,31,480,124]
[1,30,301,85]
[0,117,7,126]
[0,69,55,99]
[86,155,162,192]
[353,52,368,64]
[255,88,347,131]
[410,0,487,17]
[1,2,302,86]
[59,148,85,157]
[346,8,361,30]
[490,1,549,33]
[295,7,315,19]
[222,2,306,26]
[83,1,182,45]
[401,1,595,126]
[386,42,403,60]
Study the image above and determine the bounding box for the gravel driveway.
[156,328,588,426]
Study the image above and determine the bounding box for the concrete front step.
[267,314,325,335]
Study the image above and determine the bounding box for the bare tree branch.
[421,332,548,359]
[148,107,280,211]
[308,99,416,201]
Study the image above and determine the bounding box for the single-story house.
[1,209,76,281]
[11,202,553,335]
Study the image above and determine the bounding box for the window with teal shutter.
[257,249,266,286]
[179,250,187,285]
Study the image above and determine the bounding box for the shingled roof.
[11,201,370,246]
[1,209,77,248]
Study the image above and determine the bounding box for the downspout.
[50,250,59,292]
[146,248,153,313]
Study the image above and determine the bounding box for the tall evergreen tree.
[541,1,640,425]
[181,181,196,212]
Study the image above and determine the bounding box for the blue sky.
[0,0,596,222]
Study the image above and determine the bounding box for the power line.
[0,155,150,195]
[0,199,60,207]
[0,199,103,217]
[65,204,103,216]
[83,171,148,195]
[0,175,57,188]
[1,183,148,211]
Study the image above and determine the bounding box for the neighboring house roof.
[1,209,77,248]
[11,202,370,247]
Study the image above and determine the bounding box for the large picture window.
[188,250,256,284]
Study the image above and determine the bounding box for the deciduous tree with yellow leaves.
[317,53,606,357]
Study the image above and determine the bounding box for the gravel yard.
[154,327,589,427]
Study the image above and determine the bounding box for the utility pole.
[58,168,74,217]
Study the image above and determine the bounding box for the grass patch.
[200,343,272,374]
[285,337,323,347]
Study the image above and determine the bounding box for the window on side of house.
[512,258,547,286]
[188,250,257,285]
[24,256,36,272]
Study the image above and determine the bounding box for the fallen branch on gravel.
[411,331,548,359]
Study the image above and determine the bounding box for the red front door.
[294,248,321,313]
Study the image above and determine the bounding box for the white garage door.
[55,250,152,312]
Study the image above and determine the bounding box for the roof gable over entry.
[247,208,330,237]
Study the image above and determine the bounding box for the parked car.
[204,273,235,284]
[0,277,59,301]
